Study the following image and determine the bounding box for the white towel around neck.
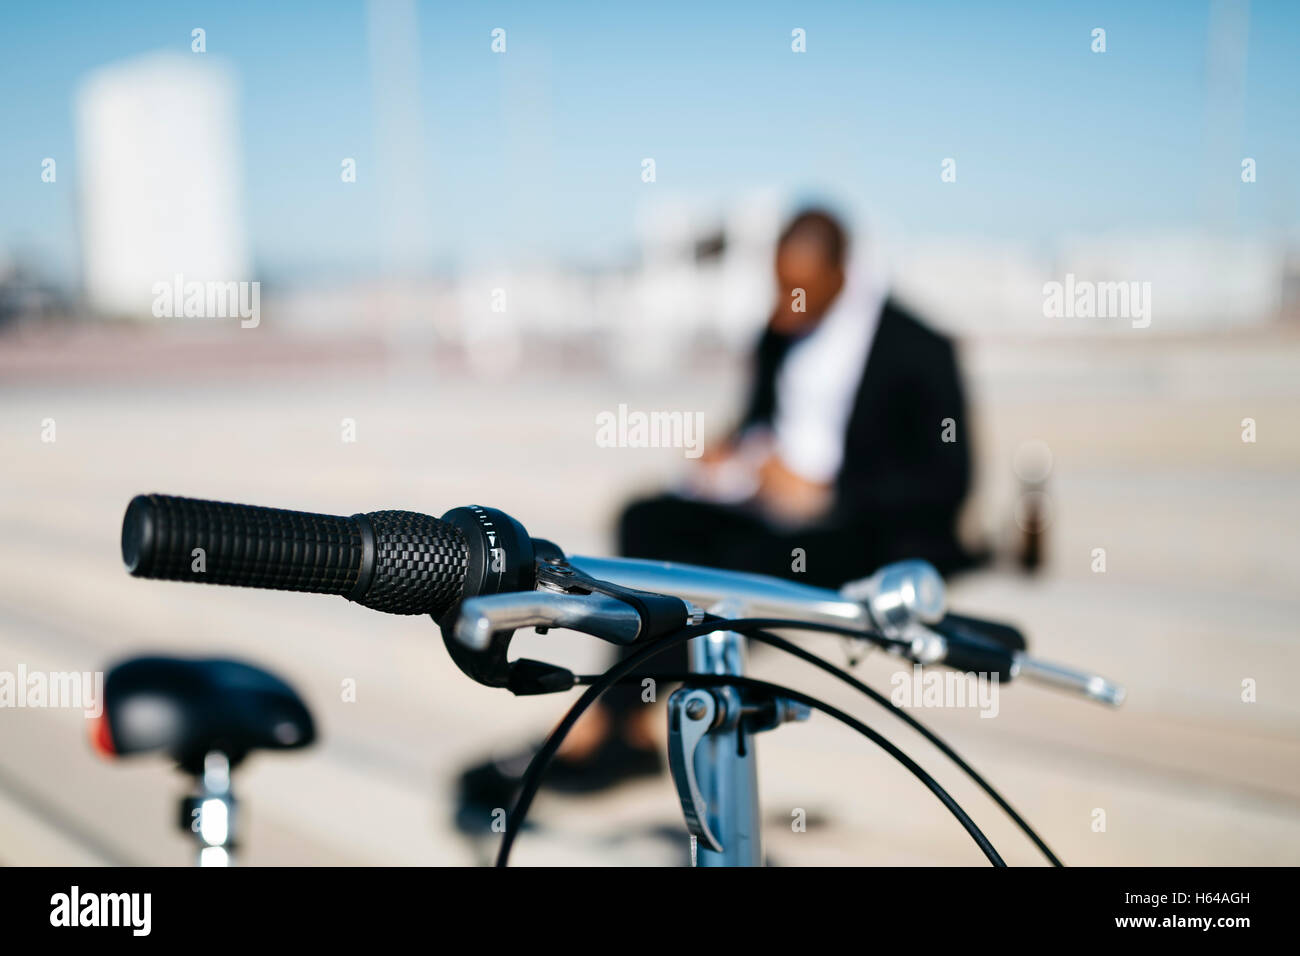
[772,267,887,484]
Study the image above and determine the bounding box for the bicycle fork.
[667,606,810,866]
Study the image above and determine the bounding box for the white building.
[75,52,248,317]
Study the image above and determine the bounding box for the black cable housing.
[737,625,1063,866]
[495,617,1006,868]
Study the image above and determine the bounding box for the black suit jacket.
[738,297,974,570]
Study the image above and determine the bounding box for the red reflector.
[91,714,116,757]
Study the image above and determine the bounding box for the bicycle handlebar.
[565,555,870,631]
[120,493,1124,705]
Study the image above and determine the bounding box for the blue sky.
[1,0,1297,282]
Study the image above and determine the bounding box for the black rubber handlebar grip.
[122,494,469,618]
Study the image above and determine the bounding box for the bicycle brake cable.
[496,617,1005,867]
[594,671,1009,868]
[729,624,1062,866]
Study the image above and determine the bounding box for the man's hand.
[682,432,766,503]
[697,437,737,467]
[756,454,833,525]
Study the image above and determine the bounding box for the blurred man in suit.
[458,208,982,814]
[623,208,975,584]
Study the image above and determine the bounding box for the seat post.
[180,750,238,866]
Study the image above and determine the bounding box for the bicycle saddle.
[96,656,315,773]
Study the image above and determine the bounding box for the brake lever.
[440,587,644,696]
[1011,653,1126,706]
[840,563,1125,706]
[899,623,1126,706]
[455,590,642,650]
[440,549,699,696]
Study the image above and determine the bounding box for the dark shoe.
[454,737,663,835]
[455,749,532,836]
[543,736,663,794]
